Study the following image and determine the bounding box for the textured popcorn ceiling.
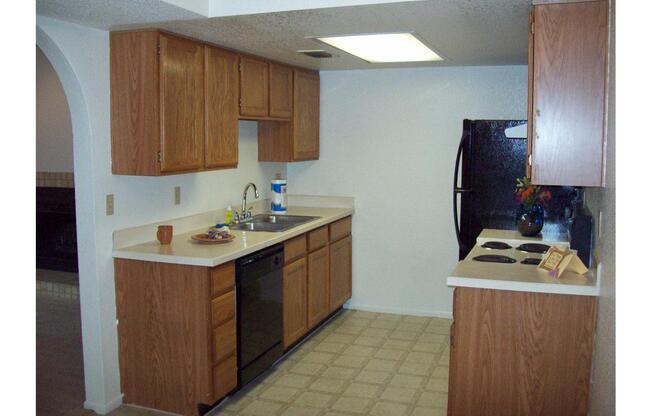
[37,0,530,70]
[36,0,204,28]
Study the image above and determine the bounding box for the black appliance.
[453,119,580,260]
[235,244,284,387]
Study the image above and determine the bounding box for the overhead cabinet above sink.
[110,30,320,176]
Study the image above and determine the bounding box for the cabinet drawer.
[329,217,352,242]
[212,353,237,401]
[308,226,329,252]
[211,290,235,327]
[211,262,235,297]
[212,319,236,364]
[284,234,307,264]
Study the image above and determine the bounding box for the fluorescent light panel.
[317,33,443,63]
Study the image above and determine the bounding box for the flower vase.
[517,203,544,237]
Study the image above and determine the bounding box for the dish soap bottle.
[225,205,233,225]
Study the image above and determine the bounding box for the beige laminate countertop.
[447,229,599,296]
[112,206,353,267]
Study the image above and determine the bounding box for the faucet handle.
[232,211,241,224]
[246,207,254,219]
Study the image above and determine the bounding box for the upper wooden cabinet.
[110,31,239,175]
[111,29,320,175]
[292,69,320,160]
[269,63,293,118]
[239,56,269,118]
[527,0,608,186]
[159,34,205,173]
[205,46,239,169]
[258,69,320,162]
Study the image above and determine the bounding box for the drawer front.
[329,216,352,242]
[211,261,235,297]
[211,290,235,327]
[284,234,307,264]
[212,353,237,401]
[212,319,236,364]
[308,226,329,252]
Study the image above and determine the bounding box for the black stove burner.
[473,255,517,264]
[521,258,542,265]
[516,243,550,254]
[481,241,512,250]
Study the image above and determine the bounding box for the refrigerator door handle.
[453,131,471,247]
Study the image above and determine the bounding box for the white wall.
[586,0,615,413]
[37,15,285,413]
[288,66,528,317]
[36,45,74,172]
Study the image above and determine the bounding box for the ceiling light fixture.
[314,32,443,63]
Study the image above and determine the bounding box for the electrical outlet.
[106,194,114,216]
[174,186,181,205]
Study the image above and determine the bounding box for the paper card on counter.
[537,246,588,278]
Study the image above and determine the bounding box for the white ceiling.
[36,0,531,70]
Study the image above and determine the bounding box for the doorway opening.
[35,44,85,416]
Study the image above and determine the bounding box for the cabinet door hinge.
[238,62,242,72]
[156,44,161,56]
[157,151,161,162]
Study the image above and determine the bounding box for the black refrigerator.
[453,119,580,260]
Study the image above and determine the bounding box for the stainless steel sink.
[230,214,320,232]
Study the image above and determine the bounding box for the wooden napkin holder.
[537,246,588,278]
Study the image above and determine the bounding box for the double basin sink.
[230,214,320,232]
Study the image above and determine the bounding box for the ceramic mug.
[157,225,173,244]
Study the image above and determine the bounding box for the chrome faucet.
[240,182,259,222]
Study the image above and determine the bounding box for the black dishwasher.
[236,244,284,387]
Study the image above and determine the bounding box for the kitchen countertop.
[447,229,599,296]
[113,205,353,267]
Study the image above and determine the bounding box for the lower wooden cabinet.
[282,217,353,348]
[114,259,237,416]
[283,257,308,347]
[212,354,237,401]
[329,235,352,312]
[307,245,330,328]
[448,287,597,416]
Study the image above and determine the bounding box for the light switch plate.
[106,194,114,216]
[174,186,181,205]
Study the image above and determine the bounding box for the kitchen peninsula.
[446,229,599,415]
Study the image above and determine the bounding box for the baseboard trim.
[344,302,453,320]
[84,394,123,415]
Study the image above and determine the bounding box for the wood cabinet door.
[448,287,597,416]
[292,69,319,160]
[204,46,239,169]
[283,258,308,347]
[239,56,269,117]
[530,1,608,186]
[329,235,352,312]
[307,246,329,328]
[159,33,205,173]
[269,63,293,118]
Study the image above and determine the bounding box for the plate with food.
[191,225,235,244]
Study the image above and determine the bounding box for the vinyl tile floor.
[77,309,451,416]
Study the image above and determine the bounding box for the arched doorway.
[36,25,108,414]
[36,43,85,415]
